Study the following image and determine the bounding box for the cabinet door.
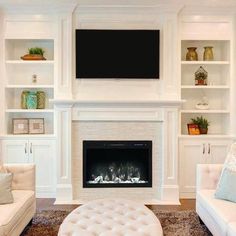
[2,140,29,163]
[179,140,206,198]
[207,140,232,164]
[29,140,55,197]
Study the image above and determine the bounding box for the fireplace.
[83,140,152,188]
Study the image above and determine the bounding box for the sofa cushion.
[0,190,34,235]
[228,222,236,236]
[0,173,14,204]
[197,190,236,233]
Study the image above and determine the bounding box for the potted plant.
[21,47,46,60]
[191,116,210,134]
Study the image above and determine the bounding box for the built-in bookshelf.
[180,40,232,136]
[4,39,55,135]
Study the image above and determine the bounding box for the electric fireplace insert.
[83,140,152,188]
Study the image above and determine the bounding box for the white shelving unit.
[179,19,235,199]
[3,39,55,135]
[180,40,232,136]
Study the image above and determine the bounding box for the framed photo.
[13,118,29,134]
[29,118,45,134]
[187,124,200,135]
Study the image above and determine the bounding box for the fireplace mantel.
[51,98,185,107]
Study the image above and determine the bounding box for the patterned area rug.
[21,209,212,236]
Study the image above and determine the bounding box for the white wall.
[71,7,180,101]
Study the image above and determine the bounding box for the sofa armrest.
[4,164,35,191]
[196,164,223,191]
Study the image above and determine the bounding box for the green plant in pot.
[21,47,46,60]
[191,116,210,134]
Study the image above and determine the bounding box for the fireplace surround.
[83,140,152,188]
[52,99,182,204]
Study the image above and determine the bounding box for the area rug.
[21,209,212,236]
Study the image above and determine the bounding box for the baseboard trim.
[161,184,180,203]
[56,184,73,201]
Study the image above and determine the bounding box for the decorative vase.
[27,92,37,109]
[203,46,213,61]
[186,47,198,61]
[21,91,29,109]
[37,91,45,109]
[199,127,208,134]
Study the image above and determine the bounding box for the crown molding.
[0,2,77,14]
[75,4,184,16]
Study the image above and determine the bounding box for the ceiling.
[0,0,236,12]
[0,0,236,7]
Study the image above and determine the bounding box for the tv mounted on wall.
[76,29,160,79]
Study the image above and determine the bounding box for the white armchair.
[0,164,36,236]
[196,164,236,236]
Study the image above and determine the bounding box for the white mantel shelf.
[50,99,185,107]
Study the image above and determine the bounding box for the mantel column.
[161,108,179,202]
[55,104,73,202]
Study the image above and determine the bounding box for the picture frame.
[29,118,45,134]
[187,124,200,135]
[12,118,29,134]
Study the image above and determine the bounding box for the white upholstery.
[228,222,236,236]
[0,164,36,236]
[196,164,222,191]
[4,164,35,191]
[196,164,236,236]
[58,198,163,236]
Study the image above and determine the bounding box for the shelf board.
[0,134,56,139]
[179,134,234,139]
[5,109,54,113]
[181,61,229,65]
[181,110,230,114]
[181,85,229,89]
[5,60,54,64]
[6,85,54,89]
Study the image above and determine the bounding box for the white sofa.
[196,164,236,236]
[0,164,36,236]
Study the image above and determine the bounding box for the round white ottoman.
[58,198,163,236]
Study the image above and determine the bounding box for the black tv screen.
[76,29,159,79]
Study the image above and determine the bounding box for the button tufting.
[58,199,163,236]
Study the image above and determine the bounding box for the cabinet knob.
[30,143,32,154]
[203,144,205,154]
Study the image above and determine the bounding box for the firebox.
[83,140,152,188]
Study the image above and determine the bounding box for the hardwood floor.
[36,198,196,212]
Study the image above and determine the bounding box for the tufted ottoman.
[58,198,163,236]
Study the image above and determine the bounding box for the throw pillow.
[215,143,236,203]
[0,165,7,173]
[215,168,236,203]
[0,173,14,204]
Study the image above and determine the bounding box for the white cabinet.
[2,139,55,197]
[2,140,28,163]
[29,140,55,197]
[179,138,232,198]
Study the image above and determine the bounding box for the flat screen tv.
[76,29,160,79]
